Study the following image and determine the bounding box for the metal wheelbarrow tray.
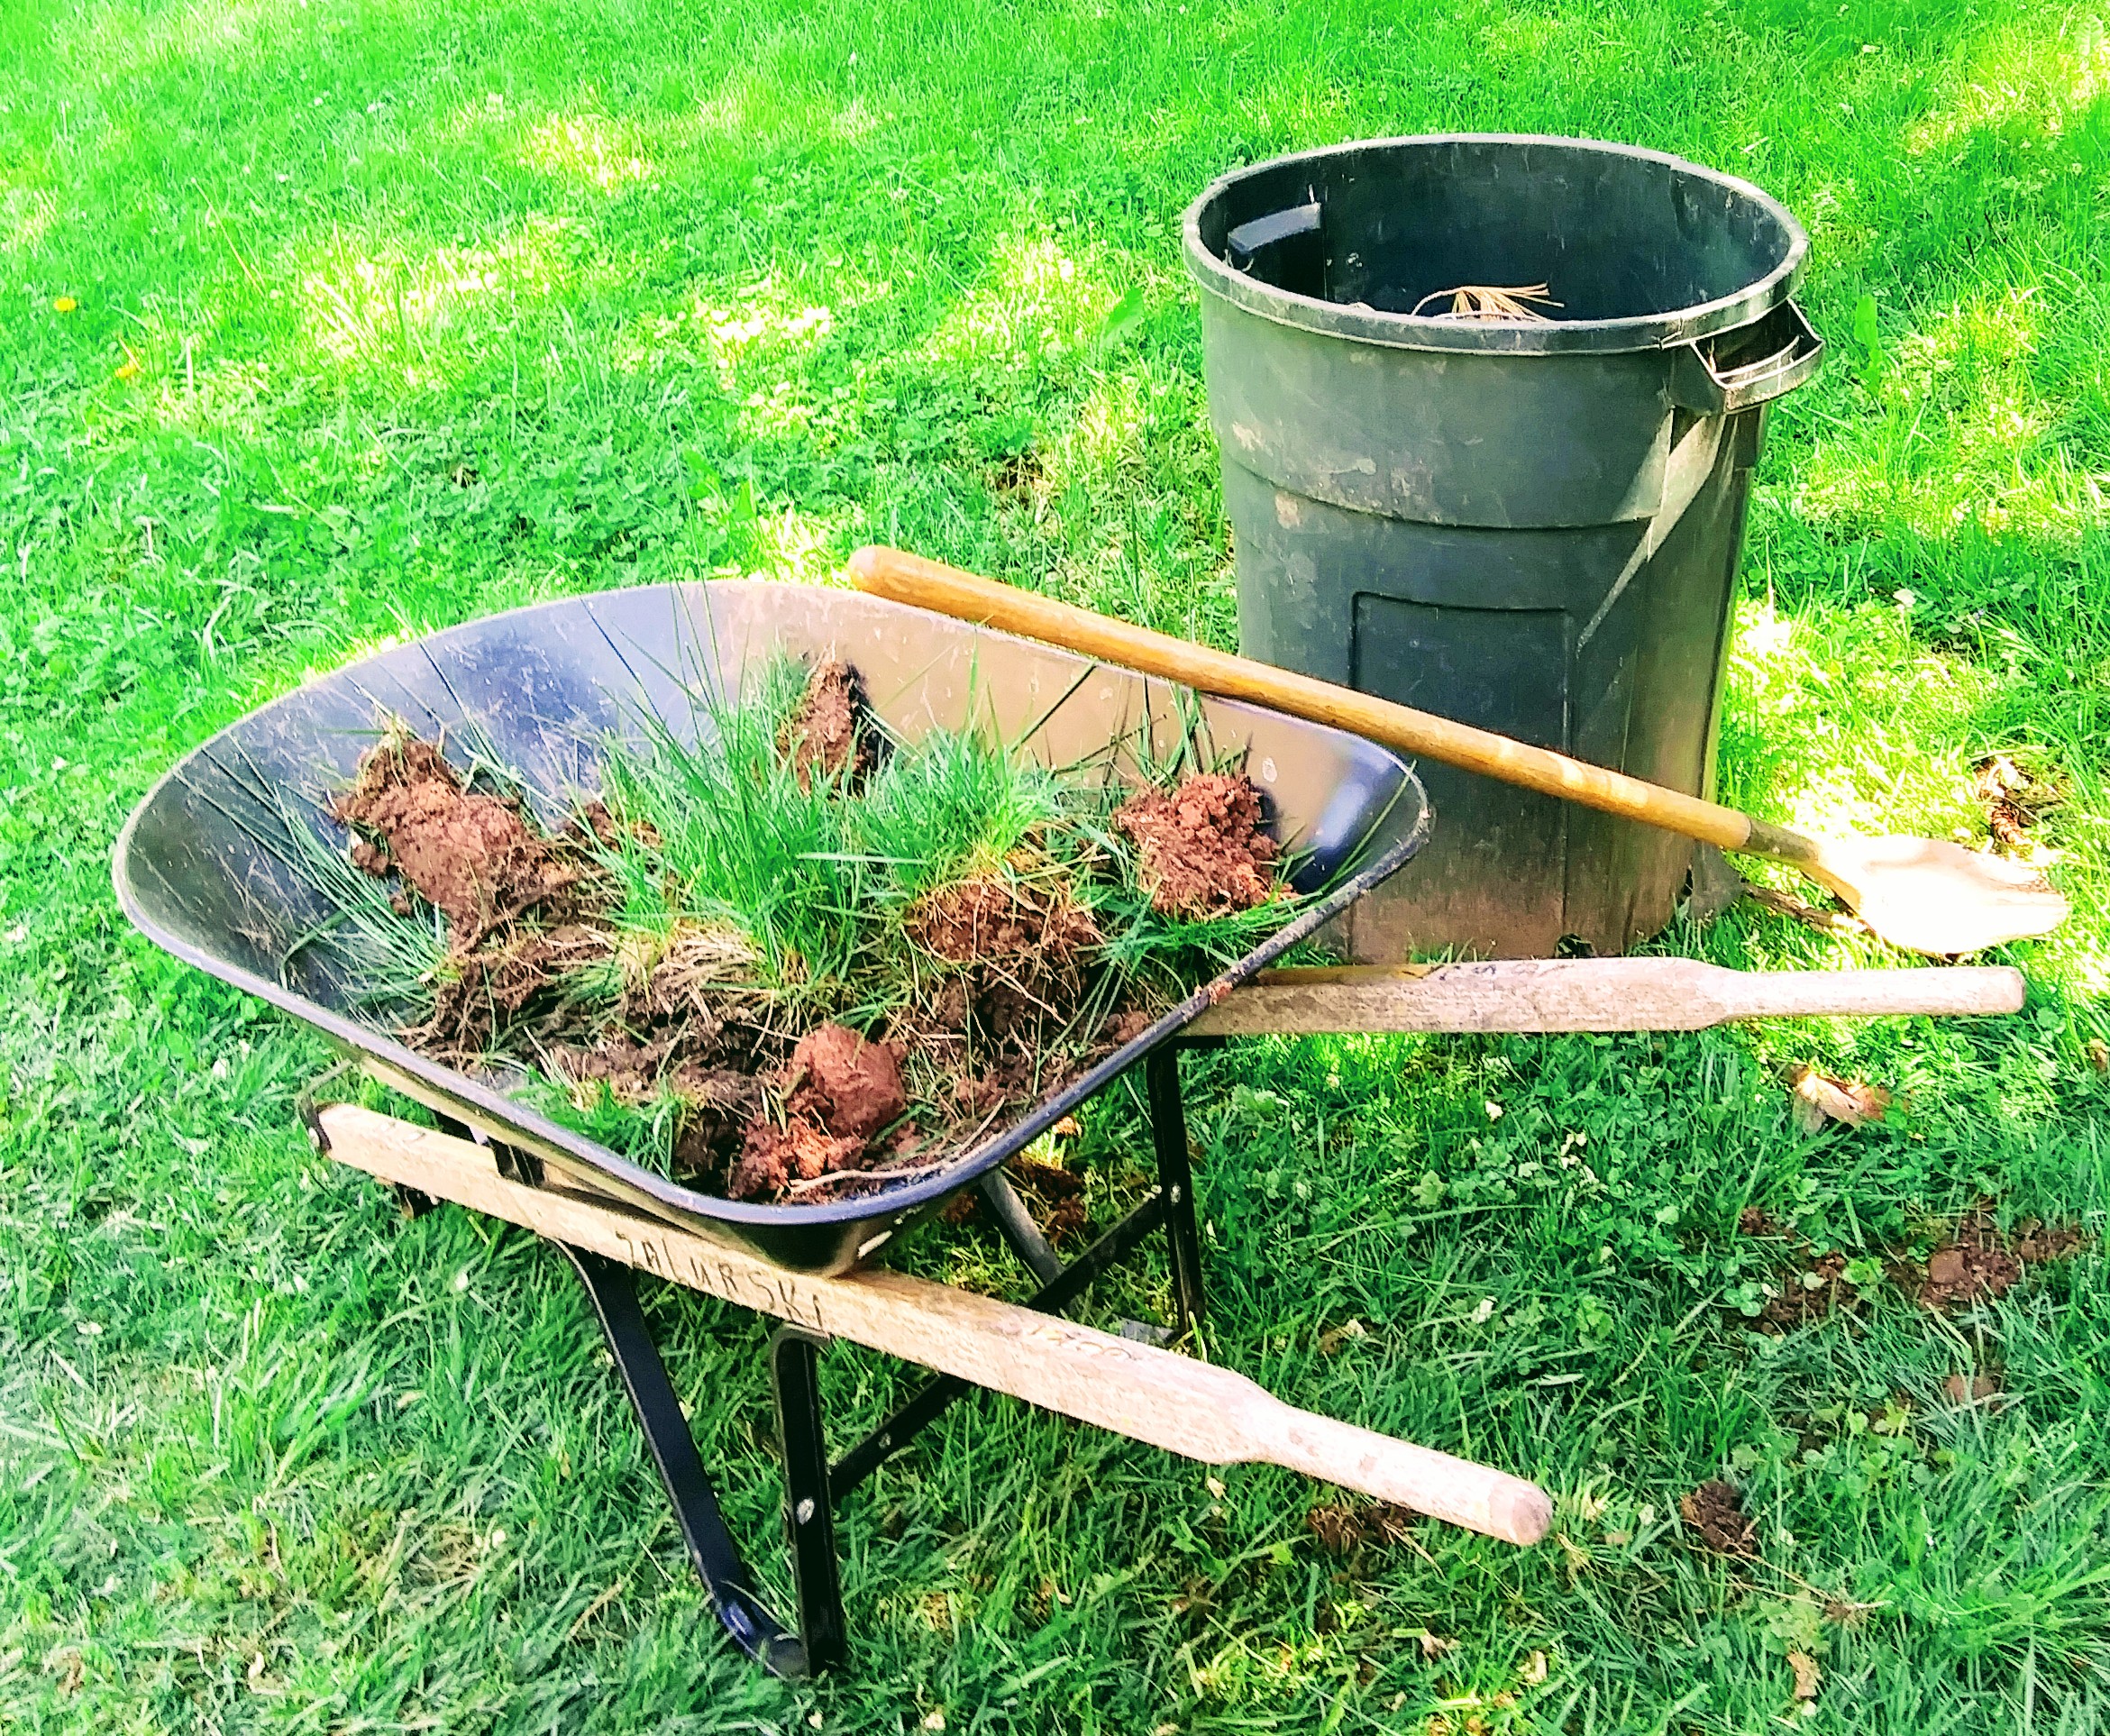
[114,580,1430,1276]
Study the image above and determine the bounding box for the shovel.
[848,547,2067,958]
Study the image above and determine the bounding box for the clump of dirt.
[544,1034,768,1183]
[719,1025,912,1202]
[333,736,586,940]
[1899,1208,2084,1311]
[1973,753,2065,854]
[614,922,759,1025]
[572,799,622,848]
[909,875,1100,967]
[548,1031,675,1105]
[1679,1480,1758,1558]
[668,1068,764,1173]
[1736,1209,1865,1330]
[1307,1502,1419,1556]
[429,922,609,1041]
[907,876,1102,1052]
[329,735,619,1054]
[729,1118,868,1201]
[2014,1216,2087,1265]
[1114,772,1280,918]
[783,1023,909,1143]
[1103,1009,1155,1046]
[1919,1245,2019,1310]
[549,1028,769,1107]
[781,659,872,792]
[945,1072,1007,1119]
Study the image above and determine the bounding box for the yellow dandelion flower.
[53,296,77,313]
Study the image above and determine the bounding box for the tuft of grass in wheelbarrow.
[295,656,1314,1201]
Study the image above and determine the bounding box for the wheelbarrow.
[113,580,2024,1677]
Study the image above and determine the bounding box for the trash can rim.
[1182,132,1808,357]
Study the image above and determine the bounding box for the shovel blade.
[1813,836,2068,957]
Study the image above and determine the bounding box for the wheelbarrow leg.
[1145,1047,1207,1334]
[560,1246,809,1677]
[769,1328,848,1674]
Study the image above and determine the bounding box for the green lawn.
[5,0,2110,1728]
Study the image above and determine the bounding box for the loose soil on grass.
[1307,1502,1420,1556]
[1908,1209,2082,1309]
[1679,1480,1758,1558]
[1755,1251,1863,1331]
[324,665,1289,1205]
[1736,1203,2084,1328]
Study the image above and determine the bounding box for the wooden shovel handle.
[317,1105,1552,1547]
[848,544,1758,853]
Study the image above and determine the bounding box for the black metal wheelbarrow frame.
[299,1048,1243,1678]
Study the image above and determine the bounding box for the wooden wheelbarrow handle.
[849,545,1753,848]
[1196,958,2026,1037]
[316,1104,1553,1548]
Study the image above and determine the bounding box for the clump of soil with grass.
[308,658,1314,1204]
[1679,1480,1758,1558]
[329,733,609,1050]
[781,658,872,791]
[333,736,585,936]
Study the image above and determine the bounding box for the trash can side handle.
[1668,300,1822,415]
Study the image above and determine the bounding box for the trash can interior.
[1196,133,1804,341]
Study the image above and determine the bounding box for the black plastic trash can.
[1183,134,1820,958]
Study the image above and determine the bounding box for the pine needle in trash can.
[1409,283,1563,323]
